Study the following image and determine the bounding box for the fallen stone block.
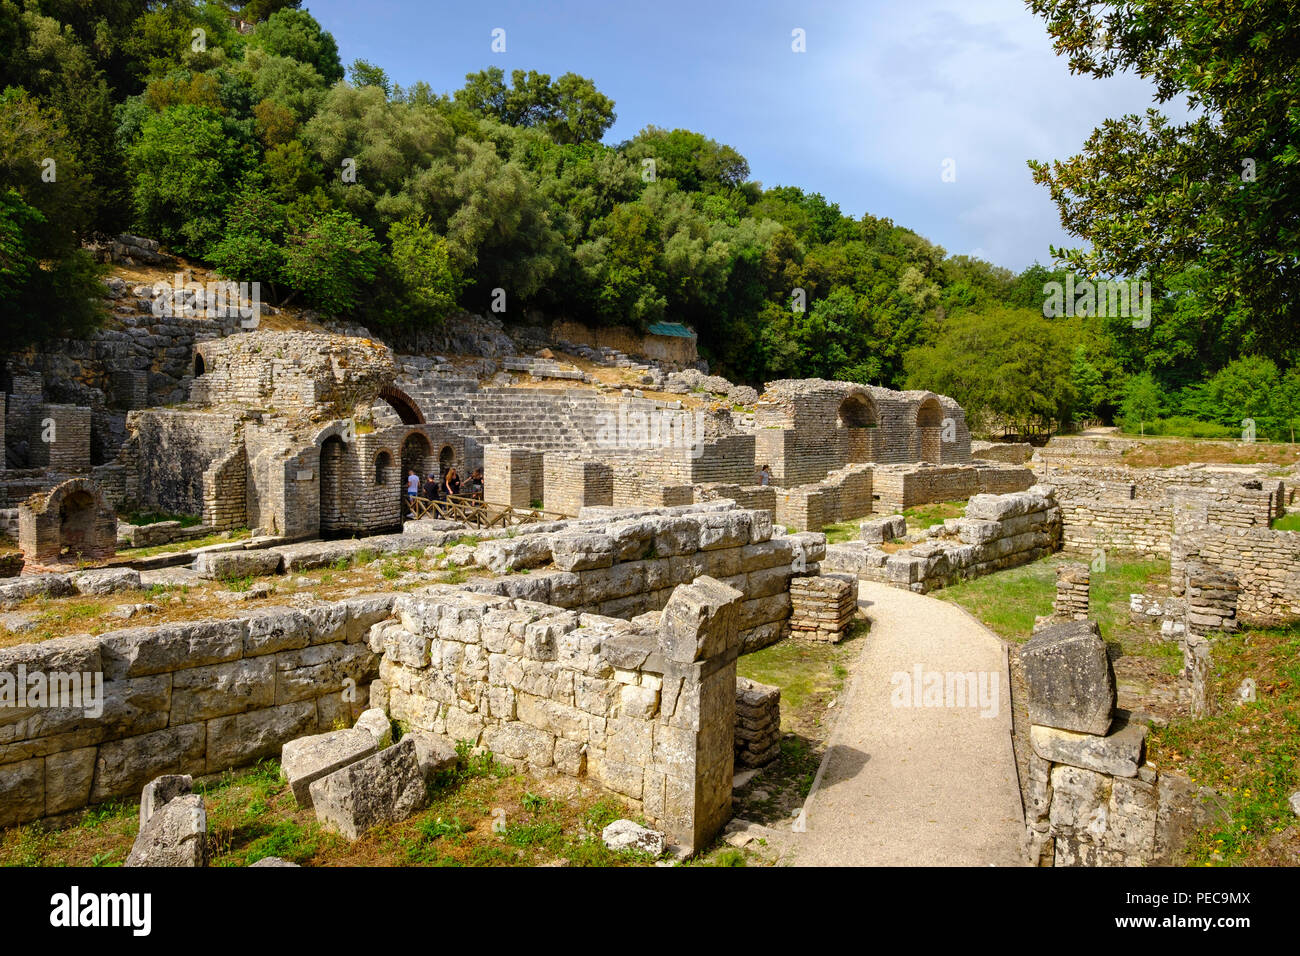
[354,708,392,748]
[407,730,459,781]
[71,567,141,595]
[860,515,906,544]
[1030,717,1147,777]
[125,793,207,867]
[249,856,300,867]
[281,728,378,807]
[309,736,428,840]
[139,774,193,829]
[602,819,665,856]
[193,549,283,580]
[1019,619,1115,736]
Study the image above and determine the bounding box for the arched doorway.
[59,490,97,559]
[401,432,434,511]
[193,353,206,377]
[837,392,879,462]
[917,398,944,463]
[319,435,346,532]
[439,444,455,477]
[374,451,393,486]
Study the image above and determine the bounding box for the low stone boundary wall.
[0,595,393,827]
[773,464,873,531]
[824,486,1061,594]
[971,440,1033,464]
[871,463,1034,514]
[375,577,740,851]
[462,508,828,653]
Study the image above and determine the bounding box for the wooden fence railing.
[409,493,570,529]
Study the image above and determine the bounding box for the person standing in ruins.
[406,469,420,517]
[443,466,461,499]
[758,464,772,486]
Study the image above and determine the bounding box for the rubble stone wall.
[1171,501,1300,621]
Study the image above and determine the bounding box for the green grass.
[1150,623,1300,865]
[1271,512,1300,531]
[903,499,967,528]
[124,509,201,528]
[737,627,862,716]
[118,527,251,558]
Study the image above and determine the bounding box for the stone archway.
[18,478,117,570]
[194,353,206,377]
[917,397,944,463]
[439,444,455,476]
[837,391,880,462]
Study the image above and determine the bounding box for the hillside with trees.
[1,0,1296,439]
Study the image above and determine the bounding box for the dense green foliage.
[0,0,1294,440]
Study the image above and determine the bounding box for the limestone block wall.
[464,508,818,653]
[651,434,756,485]
[202,446,247,531]
[376,579,737,851]
[484,445,535,508]
[825,486,1061,594]
[0,595,393,826]
[192,331,396,418]
[38,405,92,472]
[693,483,776,515]
[971,441,1033,464]
[1044,467,1282,525]
[611,467,693,509]
[1057,478,1279,558]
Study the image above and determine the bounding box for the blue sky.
[306,0,1172,272]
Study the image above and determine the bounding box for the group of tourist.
[405,466,484,518]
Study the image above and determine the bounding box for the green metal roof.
[646,321,695,338]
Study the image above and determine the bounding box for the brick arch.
[19,477,117,569]
[380,386,425,425]
[837,391,879,429]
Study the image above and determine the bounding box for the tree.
[281,209,382,313]
[348,59,390,95]
[1119,372,1166,434]
[126,104,255,255]
[1027,0,1300,360]
[453,68,616,144]
[205,187,288,298]
[904,308,1077,437]
[387,215,463,321]
[245,8,343,84]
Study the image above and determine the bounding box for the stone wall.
[463,507,822,653]
[971,440,1033,463]
[376,577,738,851]
[772,463,875,531]
[754,379,971,487]
[734,677,781,768]
[1171,500,1300,621]
[871,463,1034,515]
[825,486,1061,594]
[543,456,613,516]
[0,595,393,826]
[119,409,245,517]
[788,575,856,641]
[1020,620,1219,866]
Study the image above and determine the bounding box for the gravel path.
[785,581,1028,866]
